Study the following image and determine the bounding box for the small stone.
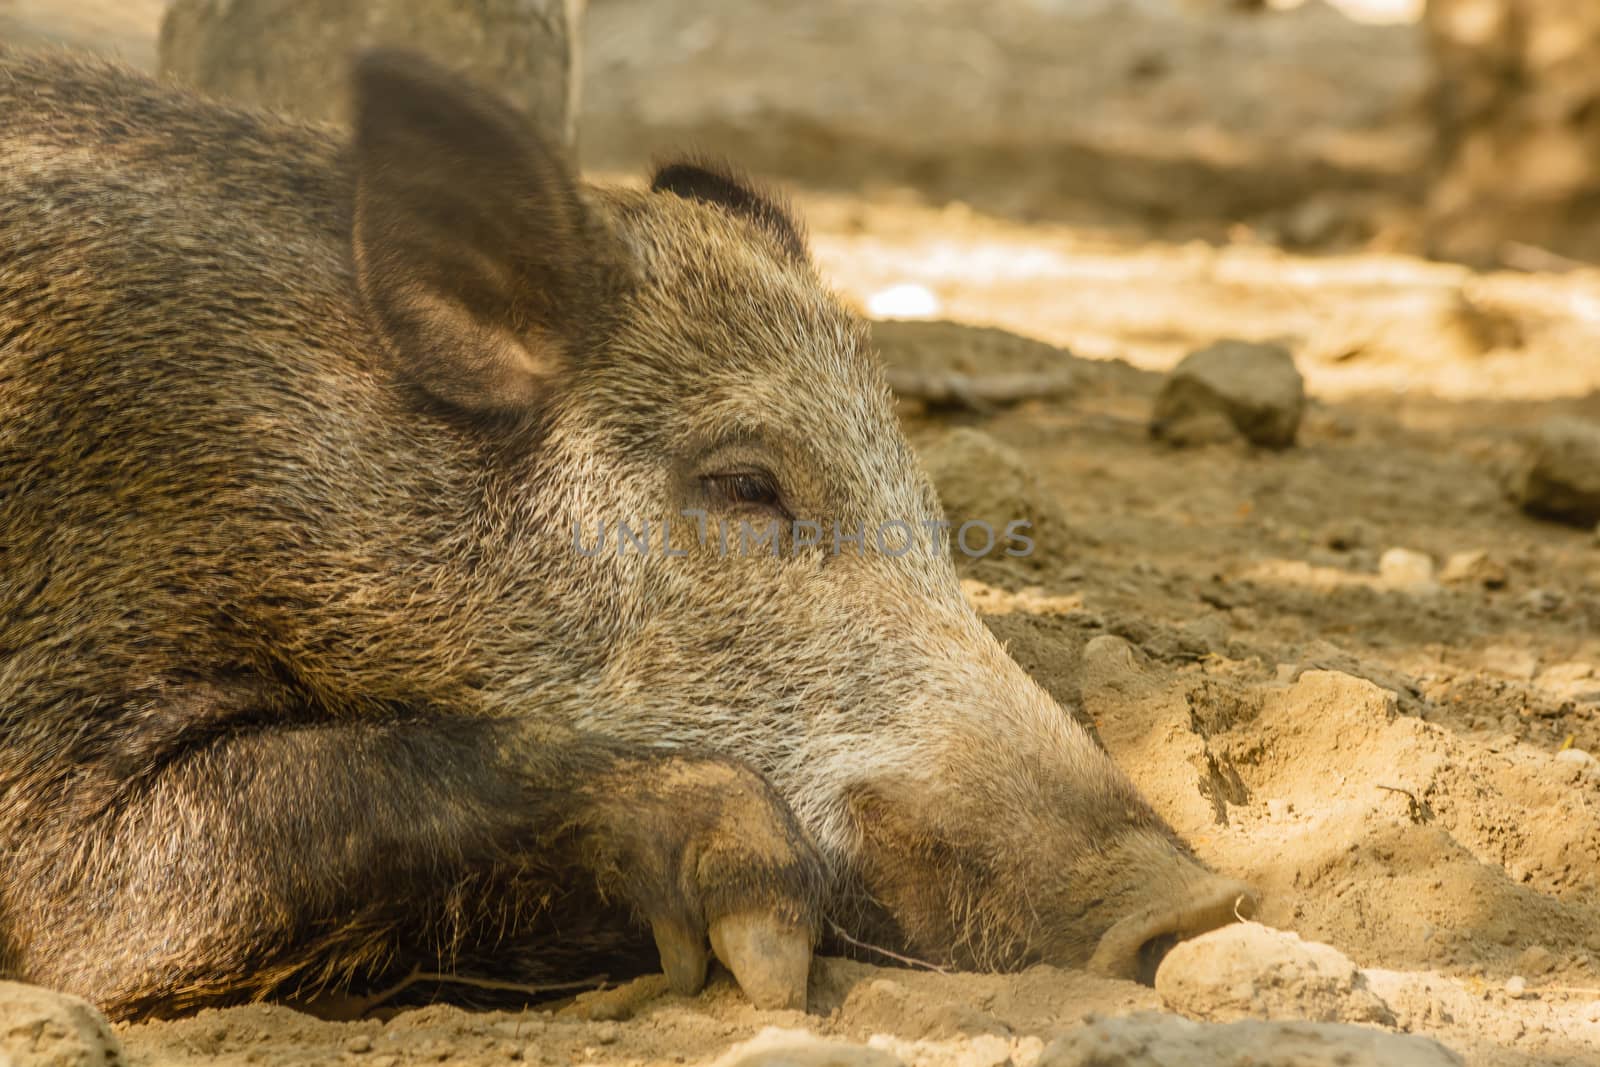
[1521,589,1563,614]
[1037,1015,1462,1067]
[1514,945,1557,975]
[1439,550,1507,588]
[346,1034,374,1054]
[1151,340,1305,449]
[1378,548,1436,592]
[956,1033,1014,1067]
[592,1022,620,1046]
[1556,747,1598,768]
[0,981,125,1067]
[712,1028,903,1067]
[1504,975,1528,998]
[1155,922,1394,1025]
[1516,417,1600,526]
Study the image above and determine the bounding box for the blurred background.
[3,1,1596,266]
[4,0,1599,401]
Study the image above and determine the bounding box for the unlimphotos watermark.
[573,511,1033,559]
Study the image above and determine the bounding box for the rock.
[712,1028,903,1067]
[1037,1013,1462,1067]
[1439,549,1508,588]
[1155,922,1394,1025]
[1377,548,1436,592]
[0,981,124,1067]
[1516,418,1600,527]
[159,0,581,147]
[1504,975,1529,998]
[1151,340,1304,450]
[1520,588,1564,614]
[1514,944,1557,974]
[953,1034,1013,1067]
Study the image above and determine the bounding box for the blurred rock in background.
[159,0,583,148]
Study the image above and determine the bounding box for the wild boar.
[0,47,1255,1020]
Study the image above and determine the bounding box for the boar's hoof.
[709,911,812,1011]
[652,917,711,997]
[1088,877,1259,986]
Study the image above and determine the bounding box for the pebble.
[0,980,125,1067]
[1378,547,1436,592]
[1151,340,1305,449]
[1555,747,1597,768]
[957,1033,1014,1067]
[1516,417,1600,526]
[1038,1015,1462,1067]
[1155,922,1393,1025]
[712,1028,903,1067]
[1504,975,1528,998]
[1521,589,1563,614]
[1439,549,1507,588]
[1514,944,1557,975]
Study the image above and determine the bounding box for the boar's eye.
[701,471,789,517]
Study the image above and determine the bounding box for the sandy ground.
[4,1,1600,1065]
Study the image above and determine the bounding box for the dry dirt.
[4,1,1600,1065]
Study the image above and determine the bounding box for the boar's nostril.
[1088,877,1260,985]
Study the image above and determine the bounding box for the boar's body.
[0,48,1253,1020]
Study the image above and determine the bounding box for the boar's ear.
[351,50,631,415]
[651,159,808,265]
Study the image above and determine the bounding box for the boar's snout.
[1086,866,1259,986]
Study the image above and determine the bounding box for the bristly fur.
[0,46,1250,1019]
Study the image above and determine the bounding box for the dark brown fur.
[0,48,1252,1020]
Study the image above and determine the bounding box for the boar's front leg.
[12,701,823,1019]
